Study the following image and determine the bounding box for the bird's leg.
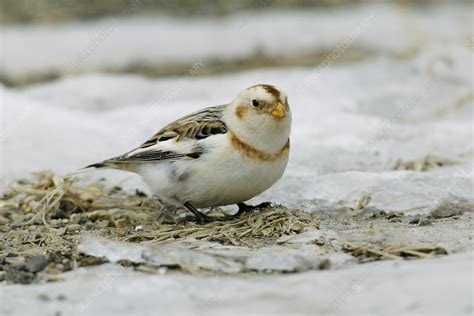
[184,202,210,223]
[184,201,274,223]
[235,202,274,216]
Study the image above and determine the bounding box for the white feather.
[136,132,289,207]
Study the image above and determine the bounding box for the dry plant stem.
[341,239,450,261]
[118,208,318,246]
[25,177,73,226]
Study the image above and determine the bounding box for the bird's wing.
[87,105,228,169]
[138,104,228,148]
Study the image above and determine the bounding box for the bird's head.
[226,84,291,152]
[233,84,289,121]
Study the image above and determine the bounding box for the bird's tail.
[83,162,111,169]
[81,160,136,173]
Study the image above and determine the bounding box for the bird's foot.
[184,202,212,224]
[194,213,235,224]
[184,201,274,223]
[183,203,235,223]
[235,202,274,217]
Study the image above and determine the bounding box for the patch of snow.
[1,3,471,78]
[77,234,350,274]
[0,252,471,315]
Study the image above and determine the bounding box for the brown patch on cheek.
[229,132,290,161]
[235,105,248,119]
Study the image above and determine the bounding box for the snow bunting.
[87,84,291,222]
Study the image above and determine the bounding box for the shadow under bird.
[86,84,291,222]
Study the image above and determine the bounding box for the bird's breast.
[227,131,290,162]
[184,135,289,207]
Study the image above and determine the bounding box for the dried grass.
[1,171,320,247]
[393,155,458,171]
[342,241,450,260]
[117,207,319,246]
[1,171,164,226]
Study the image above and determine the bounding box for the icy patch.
[1,252,471,316]
[245,245,326,272]
[263,164,473,213]
[77,234,146,263]
[78,232,353,274]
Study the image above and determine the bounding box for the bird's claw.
[189,202,275,223]
[235,202,274,216]
[254,202,274,209]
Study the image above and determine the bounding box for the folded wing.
[86,105,228,171]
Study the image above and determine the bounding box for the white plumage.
[88,84,291,221]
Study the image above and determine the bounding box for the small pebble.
[2,241,14,250]
[38,294,50,301]
[430,203,464,219]
[25,255,50,273]
[57,294,67,301]
[318,259,331,270]
[409,218,432,226]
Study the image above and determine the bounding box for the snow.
[77,233,353,274]
[1,252,472,315]
[1,3,471,78]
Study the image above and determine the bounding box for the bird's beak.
[271,102,286,119]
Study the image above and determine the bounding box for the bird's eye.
[252,99,260,107]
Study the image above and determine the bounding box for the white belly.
[136,135,289,208]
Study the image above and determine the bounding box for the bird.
[86,84,291,222]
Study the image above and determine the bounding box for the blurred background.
[1,0,471,86]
